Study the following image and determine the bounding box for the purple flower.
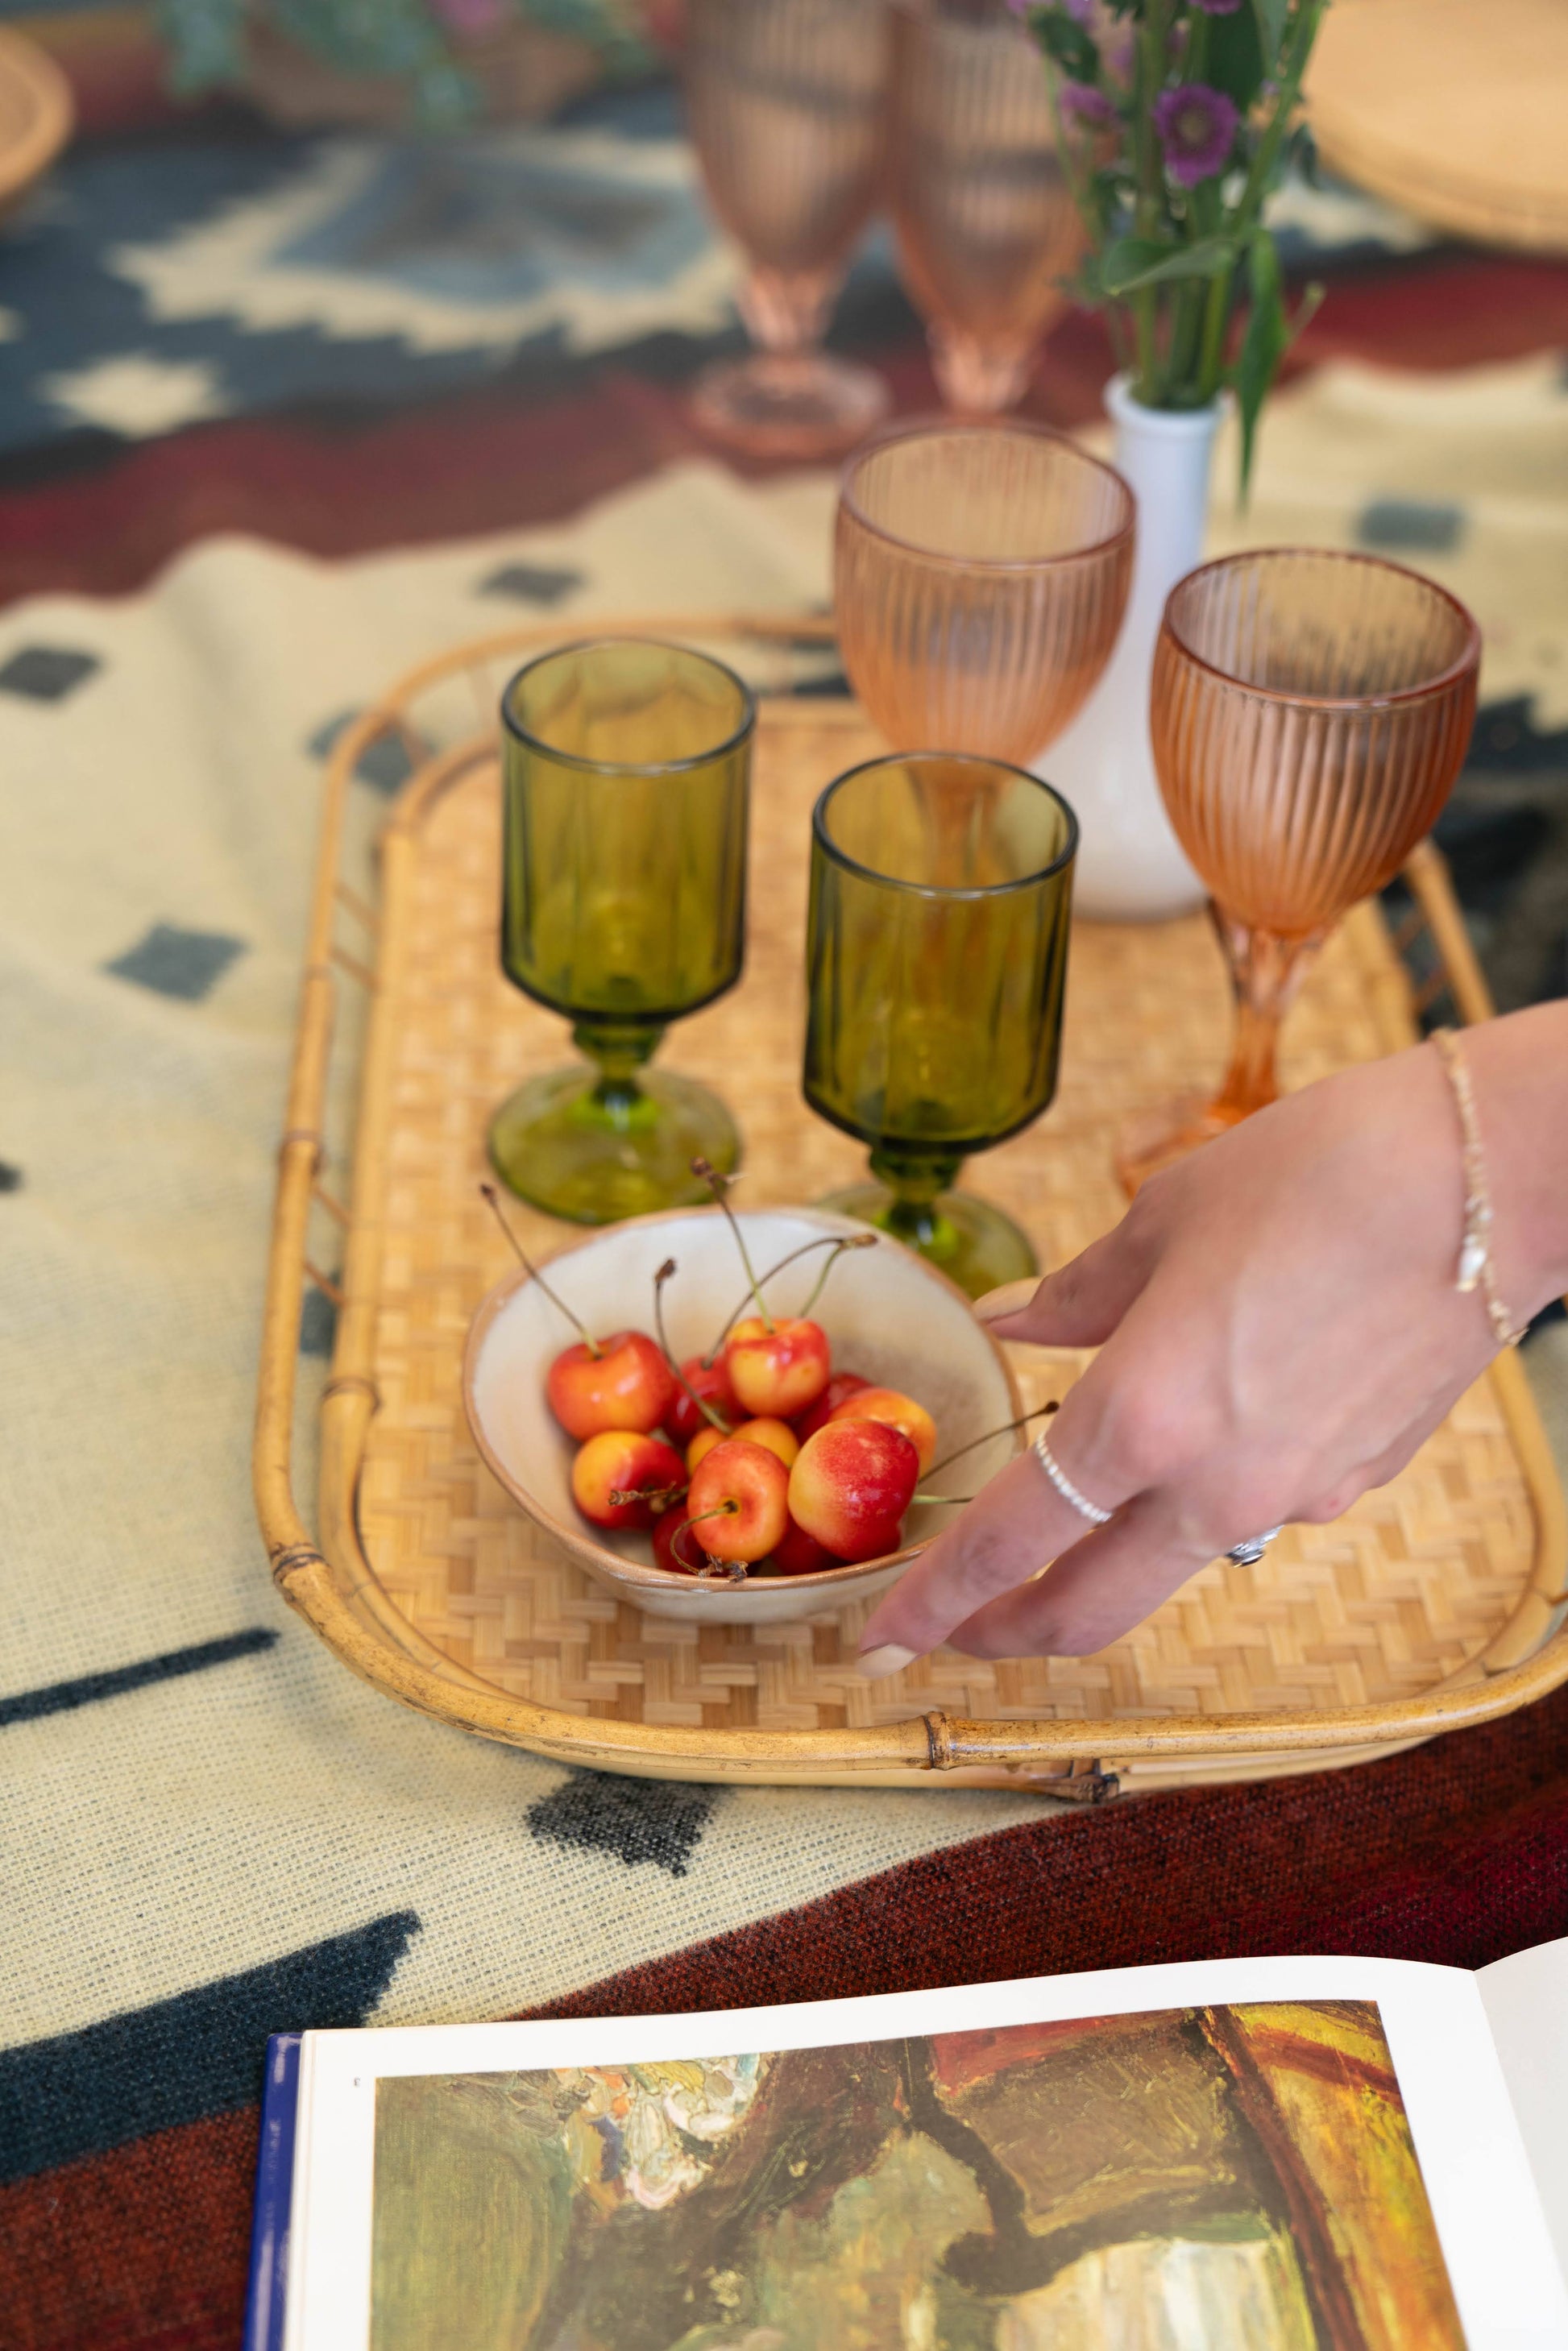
[1060,80,1118,130]
[1188,0,1243,12]
[1151,81,1239,185]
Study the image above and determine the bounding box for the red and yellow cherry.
[665,1354,738,1448]
[687,1422,724,1475]
[689,1414,798,1476]
[686,1437,790,1565]
[724,1315,830,1420]
[794,1370,872,1444]
[652,1507,695,1576]
[829,1385,938,1475]
[570,1429,686,1532]
[733,1416,799,1470]
[766,1514,836,1576]
[547,1332,675,1442]
[787,1420,920,1563]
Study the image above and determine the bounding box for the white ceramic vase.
[1039,372,1219,920]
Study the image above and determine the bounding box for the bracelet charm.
[1432,1029,1524,1350]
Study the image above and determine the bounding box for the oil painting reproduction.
[369,2001,1464,2350]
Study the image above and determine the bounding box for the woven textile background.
[4,57,1568,2351]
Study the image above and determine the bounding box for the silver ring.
[1033,1432,1114,1526]
[1226,1527,1283,1567]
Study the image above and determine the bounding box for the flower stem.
[479,1182,600,1355]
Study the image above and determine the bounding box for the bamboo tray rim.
[253,613,1568,1796]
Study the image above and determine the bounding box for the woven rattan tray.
[255,616,1568,1797]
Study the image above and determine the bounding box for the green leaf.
[1250,0,1290,64]
[1035,9,1101,83]
[1101,234,1238,296]
[1230,228,1285,502]
[1204,6,1266,110]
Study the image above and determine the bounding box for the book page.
[1482,1936,1568,2284]
[286,1954,1568,2350]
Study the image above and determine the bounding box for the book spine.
[243,2032,304,2351]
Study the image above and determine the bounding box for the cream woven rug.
[2,353,1566,2048]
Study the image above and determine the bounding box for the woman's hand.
[857,1005,1568,1676]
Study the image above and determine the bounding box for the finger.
[944,1489,1212,1660]
[856,1445,1113,1676]
[975,1217,1158,1350]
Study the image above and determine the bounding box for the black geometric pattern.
[0,1162,19,1193]
[527,1768,720,1877]
[0,1628,280,1729]
[1355,497,1465,554]
[0,1910,421,2184]
[298,1286,338,1358]
[1467,695,1568,774]
[103,923,245,1002]
[479,562,585,606]
[0,645,102,703]
[308,709,415,797]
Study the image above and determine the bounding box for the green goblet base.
[489,1058,739,1227]
[817,1159,1039,1302]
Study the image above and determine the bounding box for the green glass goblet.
[803,751,1077,1297]
[490,638,754,1225]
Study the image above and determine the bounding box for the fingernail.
[856,1643,919,1679]
[973,1279,1038,1324]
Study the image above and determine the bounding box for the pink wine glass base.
[691,350,890,461]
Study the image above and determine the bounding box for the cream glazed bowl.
[463,1205,1024,1624]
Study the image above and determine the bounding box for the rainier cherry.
[829,1385,937,1474]
[482,1184,675,1441]
[725,1316,830,1419]
[685,1437,790,1565]
[547,1332,675,1441]
[766,1515,836,1575]
[666,1354,737,1447]
[653,1507,695,1575]
[571,1431,686,1532]
[787,1420,920,1563]
[794,1370,871,1443]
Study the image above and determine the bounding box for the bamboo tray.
[255,616,1568,1798]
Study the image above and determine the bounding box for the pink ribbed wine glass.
[835,418,1135,760]
[823,419,1132,1277]
[889,0,1083,415]
[1118,548,1481,1194]
[683,0,892,459]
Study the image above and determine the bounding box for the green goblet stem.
[867,1144,964,1254]
[574,1020,661,1126]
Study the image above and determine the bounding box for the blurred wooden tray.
[255,616,1568,1797]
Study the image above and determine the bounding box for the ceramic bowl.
[463,1205,1023,1623]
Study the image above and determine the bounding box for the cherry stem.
[608,1482,689,1511]
[479,1183,601,1358]
[670,1513,746,1579]
[653,1258,733,1433]
[692,1156,774,1336]
[701,1234,873,1368]
[799,1234,875,1320]
[912,1491,977,1506]
[924,1400,1060,1480]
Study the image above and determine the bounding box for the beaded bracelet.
[1432,1028,1524,1350]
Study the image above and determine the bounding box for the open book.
[247,1943,1568,2349]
